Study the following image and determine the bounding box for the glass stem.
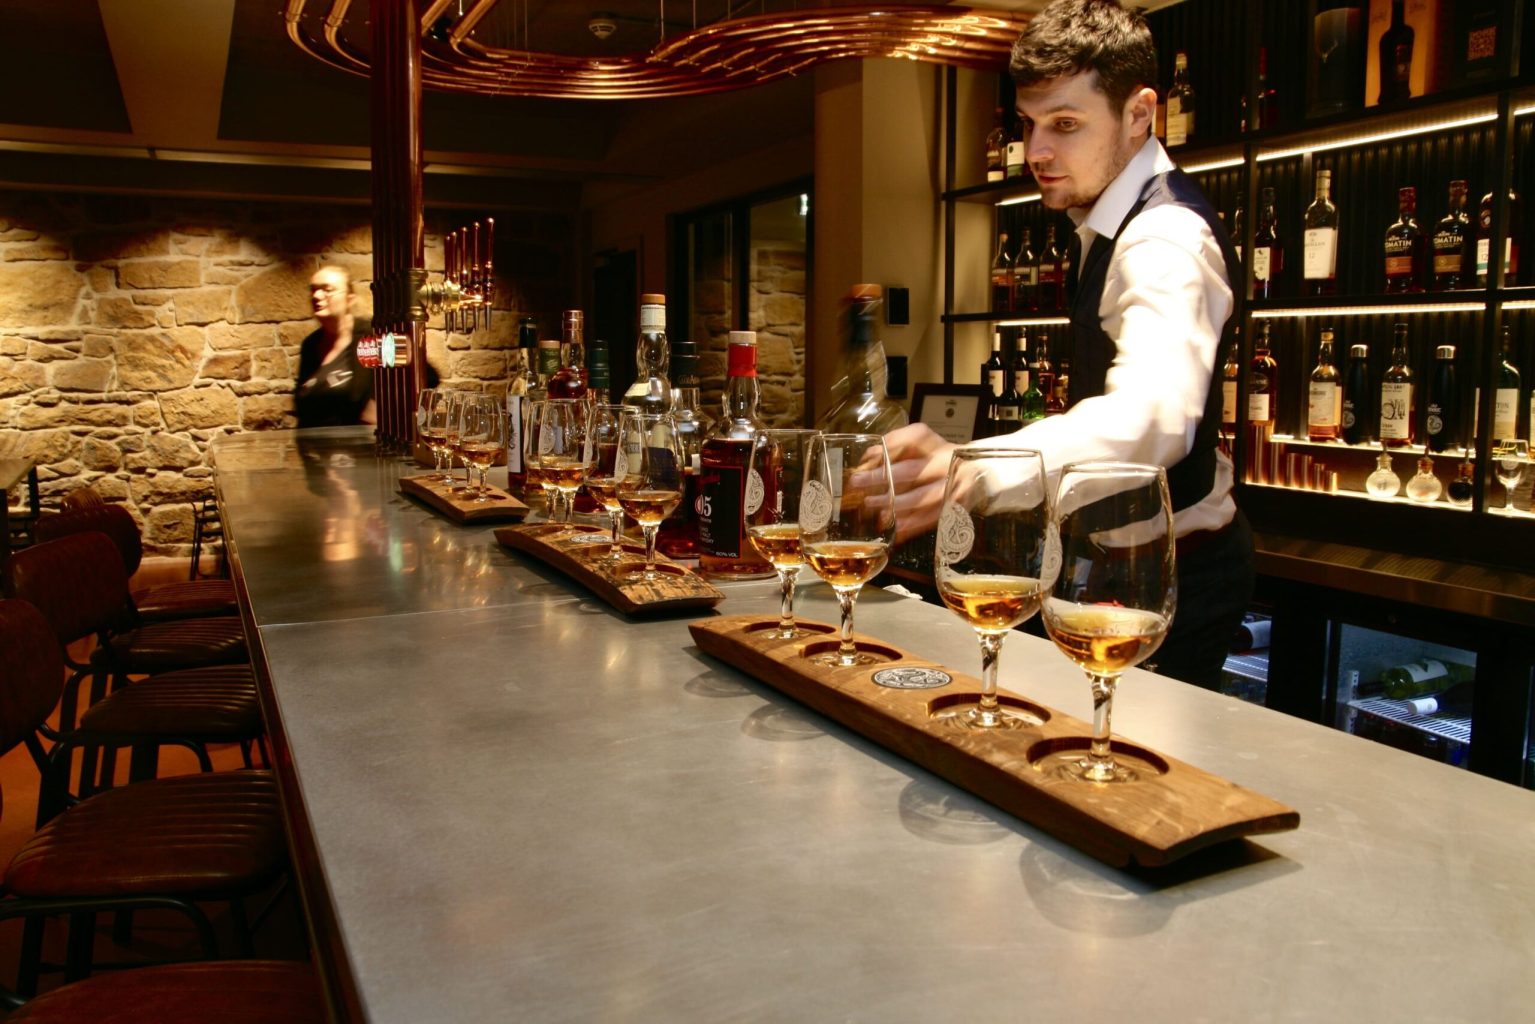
[609,511,622,557]
[836,586,859,665]
[643,525,659,576]
[777,568,800,636]
[1087,672,1118,769]
[977,632,1004,713]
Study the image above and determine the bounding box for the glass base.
[933,703,1044,730]
[1054,755,1138,784]
[809,650,880,667]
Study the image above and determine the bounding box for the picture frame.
[910,383,989,445]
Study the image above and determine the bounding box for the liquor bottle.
[1383,187,1425,293]
[1309,2,1368,119]
[995,345,1022,433]
[990,230,1014,313]
[1014,228,1039,313]
[1252,187,1282,299]
[1431,181,1473,291]
[1005,118,1027,180]
[698,332,773,579]
[985,106,1007,183]
[585,338,611,407]
[1254,47,1280,131]
[506,317,539,495]
[1377,0,1415,104]
[1221,334,1241,434]
[1015,331,1046,423]
[1401,680,1473,717]
[1051,355,1070,413]
[1493,325,1520,444]
[1342,342,1373,445]
[1379,323,1415,448]
[1476,188,1522,286]
[623,293,672,414]
[1447,457,1475,506]
[547,310,589,399]
[817,284,910,435]
[982,330,1006,431]
[535,337,562,393]
[1033,332,1058,412]
[657,340,712,559]
[1379,657,1475,700]
[1365,448,1401,498]
[1165,51,1195,147]
[1425,345,1460,453]
[1308,327,1343,441]
[1406,455,1442,503]
[1248,320,1278,429]
[1038,225,1063,314]
[1302,170,1340,296]
[1231,195,1246,264]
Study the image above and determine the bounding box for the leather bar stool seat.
[76,664,261,743]
[5,771,286,900]
[134,577,238,622]
[107,616,247,674]
[6,960,324,1023]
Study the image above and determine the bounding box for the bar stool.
[0,599,289,995]
[2,959,323,1022]
[36,503,238,622]
[57,487,104,514]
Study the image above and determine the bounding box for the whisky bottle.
[1308,327,1343,441]
[1425,345,1461,453]
[990,230,1014,313]
[535,337,562,393]
[1221,332,1241,434]
[1038,225,1063,314]
[1383,187,1425,293]
[1431,180,1473,291]
[1254,46,1280,131]
[1014,228,1039,313]
[1493,325,1520,445]
[1005,119,1027,180]
[657,340,712,558]
[698,331,773,579]
[985,106,1007,183]
[623,293,672,414]
[1033,332,1058,413]
[1379,322,1415,447]
[585,338,612,407]
[1377,0,1415,104]
[1302,170,1340,296]
[1051,355,1071,413]
[1342,342,1373,445]
[1253,187,1282,299]
[506,317,539,495]
[1016,330,1046,423]
[1165,52,1195,147]
[1248,319,1278,428]
[1477,188,1523,286]
[982,330,1006,431]
[1231,194,1245,264]
[995,341,1022,434]
[817,284,909,435]
[547,310,589,399]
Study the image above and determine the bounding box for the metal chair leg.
[17,916,44,997]
[64,911,94,982]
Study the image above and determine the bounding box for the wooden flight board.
[495,523,725,616]
[400,474,530,524]
[689,614,1300,868]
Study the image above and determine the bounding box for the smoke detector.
[588,14,618,39]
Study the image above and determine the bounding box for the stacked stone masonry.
[694,241,807,427]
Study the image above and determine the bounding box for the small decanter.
[1405,454,1442,503]
[1365,449,1401,500]
[1447,454,1474,507]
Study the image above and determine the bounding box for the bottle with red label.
[698,332,774,579]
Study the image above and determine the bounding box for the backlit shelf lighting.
[1258,110,1497,162]
[996,192,1042,207]
[1184,157,1245,173]
[1250,302,1485,319]
[1503,300,1535,311]
[994,316,1071,326]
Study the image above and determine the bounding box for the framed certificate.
[911,384,989,444]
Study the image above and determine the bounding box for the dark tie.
[1064,231,1083,311]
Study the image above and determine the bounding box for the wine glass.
[1042,462,1177,784]
[520,399,550,514]
[444,390,471,490]
[745,429,820,639]
[616,411,684,581]
[534,399,591,524]
[1494,438,1528,511]
[801,433,896,667]
[933,448,1049,729]
[583,403,629,561]
[415,388,449,480]
[458,395,505,502]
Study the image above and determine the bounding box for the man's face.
[1016,70,1148,211]
[310,269,352,320]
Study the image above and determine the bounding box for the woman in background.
[295,264,376,427]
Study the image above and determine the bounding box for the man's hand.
[882,422,958,543]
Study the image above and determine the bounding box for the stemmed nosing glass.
[444,390,473,490]
[933,447,1049,730]
[458,394,505,502]
[615,410,685,581]
[583,403,630,561]
[1493,438,1528,512]
[533,399,592,524]
[801,433,896,667]
[415,387,455,483]
[745,429,820,640]
[1041,461,1177,784]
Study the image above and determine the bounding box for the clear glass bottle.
[1406,455,1443,503]
[1365,449,1401,499]
[658,340,713,559]
[1432,180,1472,291]
[1166,51,1195,147]
[1383,187,1425,294]
[1308,327,1342,440]
[1379,323,1415,448]
[818,285,910,436]
[1303,169,1339,296]
[1425,345,1460,453]
[698,332,773,579]
[623,293,672,414]
[1248,319,1278,429]
[985,106,1007,183]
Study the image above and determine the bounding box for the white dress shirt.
[977,135,1237,537]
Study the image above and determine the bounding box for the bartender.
[295,265,376,428]
[883,0,1253,690]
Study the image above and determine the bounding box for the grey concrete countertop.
[213,428,1535,1024]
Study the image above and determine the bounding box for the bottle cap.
[586,338,610,388]
[727,334,758,378]
[1399,186,1416,202]
[1436,345,1456,358]
[640,293,666,305]
[728,330,757,346]
[518,317,538,349]
[1350,344,1368,357]
[562,309,584,342]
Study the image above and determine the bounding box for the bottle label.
[997,405,1020,421]
[1380,382,1413,439]
[1342,399,1356,430]
[538,345,562,376]
[1252,246,1272,282]
[1426,401,1444,439]
[640,305,665,331]
[987,169,1004,183]
[1384,255,1416,278]
[1308,382,1340,428]
[1476,238,1491,276]
[1222,380,1237,425]
[987,369,1004,397]
[1014,369,1030,393]
[697,463,745,559]
[1247,392,1270,423]
[1166,111,1187,147]
[1493,387,1518,442]
[727,343,758,378]
[1005,140,1025,170]
[506,395,524,473]
[1021,266,1039,286]
[1303,228,1337,279]
[1432,232,1465,273]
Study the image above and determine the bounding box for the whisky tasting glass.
[520,399,550,514]
[802,433,896,667]
[933,448,1049,730]
[1493,439,1527,512]
[584,403,628,561]
[459,395,505,502]
[616,411,685,581]
[444,389,472,490]
[415,387,451,481]
[745,429,820,639]
[535,399,591,524]
[1042,462,1176,783]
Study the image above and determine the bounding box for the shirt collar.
[1068,136,1174,246]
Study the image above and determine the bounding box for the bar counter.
[213,428,1534,1023]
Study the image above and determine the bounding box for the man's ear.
[1125,85,1157,141]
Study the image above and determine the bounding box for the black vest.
[1067,168,1242,512]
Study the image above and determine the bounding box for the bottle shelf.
[942,310,1071,326]
[1263,435,1477,461]
[1244,479,1475,511]
[1349,696,1472,746]
[1247,293,1497,317]
[942,179,1039,205]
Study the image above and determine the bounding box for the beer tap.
[421,217,495,334]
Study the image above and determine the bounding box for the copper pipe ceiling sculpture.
[285,1,1027,100]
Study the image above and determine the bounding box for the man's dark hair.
[1009,0,1158,115]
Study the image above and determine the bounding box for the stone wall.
[693,240,807,426]
[0,191,572,555]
